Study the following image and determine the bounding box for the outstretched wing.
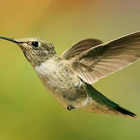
[61,39,103,60]
[70,32,140,84]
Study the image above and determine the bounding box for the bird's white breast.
[34,60,59,77]
[34,59,88,109]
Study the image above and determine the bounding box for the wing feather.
[61,39,103,59]
[70,32,140,84]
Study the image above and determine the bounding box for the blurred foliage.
[0,0,140,140]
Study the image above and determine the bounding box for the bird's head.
[0,37,56,67]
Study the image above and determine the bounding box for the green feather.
[86,83,136,118]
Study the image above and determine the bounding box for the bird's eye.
[31,41,39,48]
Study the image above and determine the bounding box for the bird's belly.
[42,73,87,108]
[35,62,87,108]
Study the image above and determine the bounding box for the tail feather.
[86,84,137,119]
[115,106,136,118]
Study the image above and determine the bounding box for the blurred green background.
[0,0,140,140]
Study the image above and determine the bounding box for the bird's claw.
[67,104,75,111]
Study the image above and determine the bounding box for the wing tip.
[115,106,137,119]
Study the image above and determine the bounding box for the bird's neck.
[30,53,60,68]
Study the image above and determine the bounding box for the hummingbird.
[0,32,140,119]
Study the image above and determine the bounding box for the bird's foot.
[67,104,75,111]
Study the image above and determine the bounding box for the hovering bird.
[0,32,139,119]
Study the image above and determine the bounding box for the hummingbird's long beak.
[0,37,21,43]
